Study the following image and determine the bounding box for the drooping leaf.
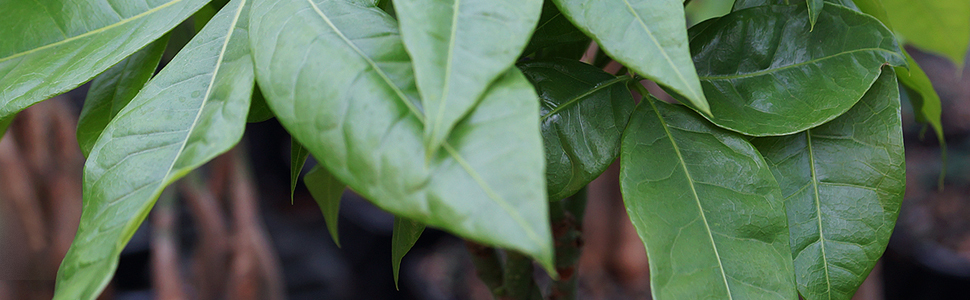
[250,0,554,272]
[880,0,970,68]
[76,36,170,158]
[247,85,274,123]
[752,69,904,300]
[619,96,796,300]
[552,0,710,115]
[0,0,211,121]
[290,138,310,204]
[54,1,254,299]
[391,217,425,289]
[685,4,905,136]
[521,0,591,60]
[394,0,542,154]
[304,165,345,248]
[518,59,634,200]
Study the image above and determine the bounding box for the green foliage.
[3,0,960,299]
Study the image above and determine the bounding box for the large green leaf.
[619,97,796,300]
[752,69,904,300]
[733,0,856,11]
[54,1,253,299]
[521,0,591,60]
[391,217,425,288]
[519,59,633,200]
[394,0,542,154]
[250,0,554,272]
[686,4,904,136]
[77,36,170,158]
[552,0,710,115]
[880,0,970,68]
[0,0,211,121]
[304,165,345,247]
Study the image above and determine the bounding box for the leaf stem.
[465,241,505,295]
[550,186,588,300]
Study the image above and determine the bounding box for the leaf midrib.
[0,0,185,63]
[620,0,701,101]
[647,99,733,300]
[805,130,834,300]
[698,48,902,81]
[304,0,544,248]
[540,76,629,121]
[428,0,464,142]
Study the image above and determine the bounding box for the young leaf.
[880,0,970,68]
[394,0,542,154]
[552,0,710,115]
[807,0,822,30]
[521,0,592,60]
[686,4,905,136]
[304,165,345,247]
[620,97,796,300]
[0,0,211,121]
[250,0,554,272]
[290,138,311,204]
[54,1,254,299]
[76,36,170,158]
[247,85,275,123]
[518,59,634,200]
[752,69,904,300]
[391,217,425,289]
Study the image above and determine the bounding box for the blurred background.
[2,1,969,299]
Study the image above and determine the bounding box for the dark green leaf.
[250,0,554,272]
[752,69,904,300]
[394,0,542,154]
[880,0,970,67]
[0,115,13,141]
[391,217,425,289]
[0,0,211,121]
[686,4,904,136]
[518,59,633,200]
[54,1,254,299]
[304,165,345,248]
[732,0,856,11]
[291,139,310,204]
[77,36,170,158]
[247,85,274,123]
[521,0,591,60]
[807,0,822,30]
[620,97,796,300]
[552,0,710,115]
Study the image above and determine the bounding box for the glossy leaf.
[394,0,542,154]
[686,4,905,136]
[752,69,904,300]
[77,36,170,158]
[733,0,856,11]
[250,0,554,272]
[552,0,710,115]
[881,0,970,67]
[620,97,796,300]
[522,0,591,60]
[247,85,274,123]
[304,165,345,247]
[54,1,254,299]
[290,138,310,204]
[519,59,634,200]
[0,0,211,121]
[391,217,425,289]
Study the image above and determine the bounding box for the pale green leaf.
[752,69,904,300]
[304,165,345,248]
[881,0,970,67]
[620,96,796,300]
[394,0,542,154]
[77,36,170,158]
[552,0,710,115]
[250,0,554,272]
[391,217,425,289]
[0,0,211,120]
[54,1,253,299]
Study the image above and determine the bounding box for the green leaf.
[0,115,12,141]
[304,165,345,248]
[54,1,254,299]
[733,0,856,11]
[752,69,904,300]
[521,0,591,60]
[290,138,311,204]
[76,36,170,158]
[250,0,554,272]
[518,59,634,200]
[391,217,425,289]
[880,0,970,68]
[807,0,823,30]
[394,0,542,154]
[0,0,211,121]
[247,85,275,123]
[552,0,710,115]
[619,96,796,300]
[686,4,905,136]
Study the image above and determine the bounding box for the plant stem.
[549,186,588,300]
[466,241,505,295]
[502,251,542,300]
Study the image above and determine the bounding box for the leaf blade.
[304,165,345,247]
[880,0,970,68]
[391,217,425,289]
[290,138,311,204]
